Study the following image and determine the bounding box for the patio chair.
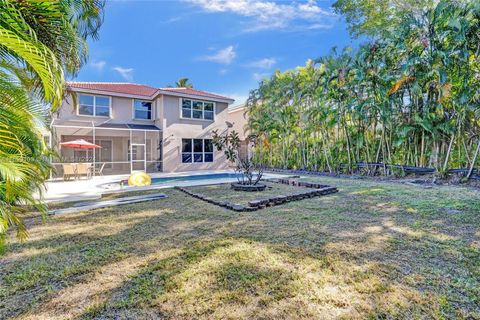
[94,163,106,176]
[62,164,76,181]
[76,163,92,179]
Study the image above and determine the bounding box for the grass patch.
[185,181,308,206]
[100,188,166,201]
[1,176,479,319]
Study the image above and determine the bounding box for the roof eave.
[228,105,247,113]
[66,86,235,104]
[66,87,156,100]
[154,89,234,104]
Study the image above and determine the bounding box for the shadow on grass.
[74,236,463,319]
[76,239,315,319]
[0,194,234,318]
[1,184,479,319]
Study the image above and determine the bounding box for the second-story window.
[181,98,214,120]
[134,100,152,120]
[78,94,110,117]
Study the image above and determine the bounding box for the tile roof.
[66,82,234,102]
[158,87,233,101]
[67,82,158,97]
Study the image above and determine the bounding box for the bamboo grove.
[246,0,480,176]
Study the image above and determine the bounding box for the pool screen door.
[130,143,146,172]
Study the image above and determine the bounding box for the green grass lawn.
[1,176,479,319]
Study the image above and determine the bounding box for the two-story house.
[49,82,235,177]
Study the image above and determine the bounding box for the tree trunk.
[322,138,332,173]
[467,139,480,179]
[442,133,455,173]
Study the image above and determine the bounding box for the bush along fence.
[175,180,338,212]
[267,163,480,180]
[246,1,480,179]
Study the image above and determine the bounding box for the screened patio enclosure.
[50,120,162,178]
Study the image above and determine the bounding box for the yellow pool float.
[128,172,152,187]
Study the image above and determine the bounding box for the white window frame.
[179,98,215,121]
[132,99,154,121]
[181,138,214,163]
[77,94,112,118]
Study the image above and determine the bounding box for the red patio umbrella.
[60,139,101,163]
[60,139,101,149]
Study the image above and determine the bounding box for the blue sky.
[75,0,355,106]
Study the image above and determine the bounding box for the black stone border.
[175,179,338,212]
[231,183,267,191]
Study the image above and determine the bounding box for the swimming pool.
[150,173,247,185]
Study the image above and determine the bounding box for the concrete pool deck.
[39,170,290,203]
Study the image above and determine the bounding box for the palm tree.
[175,77,193,88]
[0,0,105,251]
[246,0,480,179]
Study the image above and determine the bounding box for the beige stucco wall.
[160,95,229,172]
[227,106,250,160]
[227,106,248,140]
[57,92,158,127]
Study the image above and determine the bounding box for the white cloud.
[308,23,332,30]
[219,68,228,75]
[201,46,236,65]
[220,92,249,107]
[113,66,134,81]
[90,60,106,71]
[247,58,276,69]
[187,0,335,32]
[298,0,324,15]
[253,72,270,81]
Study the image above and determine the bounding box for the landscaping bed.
[177,180,338,211]
[180,181,301,207]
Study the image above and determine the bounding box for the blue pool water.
[151,173,244,185]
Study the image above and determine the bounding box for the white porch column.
[144,130,147,172]
[129,129,133,173]
[93,123,96,177]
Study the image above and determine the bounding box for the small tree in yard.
[212,130,264,186]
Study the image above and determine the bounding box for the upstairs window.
[192,101,203,119]
[182,99,192,118]
[78,94,110,117]
[181,99,215,120]
[204,102,214,120]
[134,100,152,120]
